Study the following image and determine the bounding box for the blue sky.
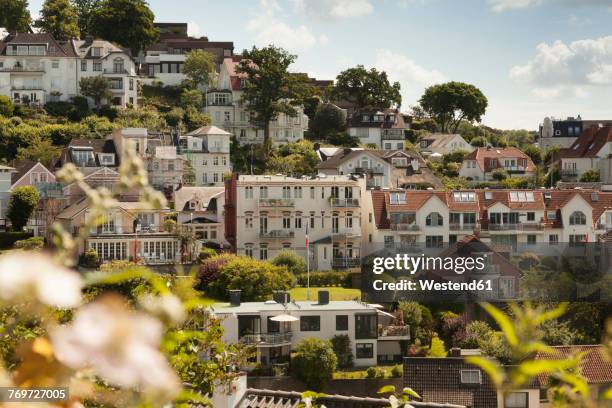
[28,0,612,129]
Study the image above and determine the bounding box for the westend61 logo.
[372,254,487,275]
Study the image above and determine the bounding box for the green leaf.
[465,356,505,387]
[402,387,421,400]
[555,372,590,397]
[602,387,612,400]
[377,385,396,394]
[481,302,518,347]
[532,303,568,325]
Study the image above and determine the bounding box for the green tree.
[579,169,600,182]
[491,168,509,181]
[522,144,543,166]
[7,186,40,231]
[71,0,99,37]
[271,250,307,275]
[470,136,487,147]
[292,338,337,390]
[90,0,158,55]
[0,0,31,32]
[310,102,346,139]
[35,0,80,40]
[397,301,422,339]
[208,256,295,301]
[16,136,62,167]
[330,334,353,368]
[184,108,210,132]
[236,45,309,156]
[266,140,319,176]
[180,88,203,110]
[182,50,216,89]
[419,81,488,133]
[0,95,14,117]
[327,132,359,147]
[79,75,110,109]
[333,65,401,108]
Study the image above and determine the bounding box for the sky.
[27,0,612,130]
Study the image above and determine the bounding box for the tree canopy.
[79,76,111,108]
[71,0,99,37]
[90,0,158,55]
[7,186,40,231]
[182,50,217,89]
[419,81,488,134]
[0,0,31,32]
[291,338,337,390]
[310,102,346,139]
[35,0,80,40]
[236,45,309,155]
[333,65,401,109]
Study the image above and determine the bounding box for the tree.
[271,250,307,275]
[292,338,337,390]
[180,89,203,110]
[522,144,543,166]
[79,75,110,109]
[71,0,99,37]
[7,186,40,231]
[208,256,295,301]
[333,65,401,109]
[419,82,488,133]
[266,140,319,176]
[16,137,62,167]
[236,46,309,156]
[579,169,600,182]
[0,95,14,117]
[35,0,80,40]
[470,136,488,147]
[491,168,509,181]
[90,0,158,55]
[182,50,216,89]
[310,102,346,139]
[327,132,359,147]
[397,301,422,339]
[184,108,210,132]
[0,0,31,32]
[330,334,353,368]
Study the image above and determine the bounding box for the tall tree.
[235,45,308,156]
[333,65,401,109]
[419,81,488,134]
[182,50,216,89]
[71,0,99,37]
[90,0,158,55]
[79,75,111,108]
[36,0,80,40]
[0,0,31,32]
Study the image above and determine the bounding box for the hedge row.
[0,232,33,249]
[295,271,351,287]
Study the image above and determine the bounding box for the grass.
[289,287,361,301]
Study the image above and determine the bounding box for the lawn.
[289,287,361,301]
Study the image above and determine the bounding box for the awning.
[270,314,299,322]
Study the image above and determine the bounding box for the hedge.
[295,271,351,288]
[0,232,33,249]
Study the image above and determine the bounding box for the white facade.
[180,125,231,186]
[419,133,474,157]
[347,110,407,150]
[174,186,227,249]
[0,166,15,230]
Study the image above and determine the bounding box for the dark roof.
[535,345,612,385]
[10,160,38,184]
[0,32,76,57]
[56,139,118,168]
[559,126,612,159]
[349,108,407,129]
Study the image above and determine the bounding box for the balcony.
[103,68,129,75]
[330,198,360,207]
[332,229,361,239]
[561,169,578,178]
[504,166,527,174]
[260,230,295,239]
[381,131,405,140]
[0,65,45,72]
[11,85,44,90]
[354,166,384,175]
[259,198,295,207]
[486,223,544,232]
[390,223,420,232]
[240,332,292,346]
[332,257,361,269]
[379,325,410,339]
[449,223,477,231]
[84,225,169,236]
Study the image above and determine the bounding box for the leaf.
[555,372,590,397]
[377,385,396,394]
[402,387,421,400]
[481,302,518,347]
[465,356,505,387]
[532,303,568,325]
[603,387,612,400]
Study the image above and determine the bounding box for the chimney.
[273,291,290,305]
[212,373,248,408]
[84,35,94,45]
[229,290,241,306]
[317,290,329,305]
[449,347,461,357]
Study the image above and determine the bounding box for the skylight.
[389,192,406,205]
[485,191,492,200]
[453,192,475,202]
[509,191,535,202]
[573,143,580,150]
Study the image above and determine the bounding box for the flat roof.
[211,300,376,314]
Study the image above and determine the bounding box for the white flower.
[139,294,185,324]
[0,252,82,308]
[51,296,180,398]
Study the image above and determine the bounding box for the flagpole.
[306,224,310,301]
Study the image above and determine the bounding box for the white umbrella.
[270,314,299,322]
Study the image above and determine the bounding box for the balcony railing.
[330,198,360,207]
[84,225,168,235]
[240,332,293,345]
[259,198,295,207]
[103,68,129,74]
[449,223,477,231]
[260,230,295,239]
[332,257,361,268]
[379,325,410,338]
[486,223,544,231]
[504,166,527,173]
[381,133,405,140]
[390,223,420,231]
[0,65,45,72]
[332,229,361,239]
[561,169,578,177]
[11,85,44,90]
[354,166,384,174]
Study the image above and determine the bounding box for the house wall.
[496,389,540,408]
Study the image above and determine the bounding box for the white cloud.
[510,36,612,98]
[290,0,374,19]
[187,21,200,38]
[374,49,447,106]
[489,0,542,12]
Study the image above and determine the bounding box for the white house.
[459,147,536,182]
[174,186,227,249]
[418,133,474,157]
[179,125,231,186]
[347,109,407,150]
[558,125,612,180]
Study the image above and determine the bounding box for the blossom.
[0,252,82,308]
[51,296,180,398]
[139,293,186,325]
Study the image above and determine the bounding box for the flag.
[305,224,309,247]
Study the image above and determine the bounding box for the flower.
[139,293,186,325]
[51,296,180,398]
[0,252,82,308]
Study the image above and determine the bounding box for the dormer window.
[189,200,196,210]
[362,114,370,122]
[91,47,102,57]
[113,57,124,73]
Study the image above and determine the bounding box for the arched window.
[426,212,443,227]
[569,211,586,225]
[113,57,124,73]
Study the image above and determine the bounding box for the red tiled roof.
[535,345,612,385]
[559,126,612,159]
[465,147,536,172]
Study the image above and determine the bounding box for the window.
[91,47,102,57]
[384,235,394,248]
[300,316,320,331]
[310,186,315,199]
[309,212,315,228]
[80,60,87,71]
[509,191,535,202]
[504,392,528,408]
[549,234,558,245]
[93,62,101,71]
[426,212,443,227]
[245,186,253,199]
[356,343,374,359]
[283,186,291,199]
[51,60,59,69]
[527,235,536,245]
[129,78,134,91]
[569,234,587,247]
[453,192,476,202]
[267,317,280,333]
[113,57,124,73]
[389,192,406,205]
[283,213,291,229]
[260,186,268,199]
[527,212,535,221]
[295,213,302,228]
[547,211,557,220]
[426,236,443,248]
[336,315,348,331]
[355,314,377,339]
[259,244,268,260]
[569,211,586,225]
[245,244,253,258]
[460,370,481,384]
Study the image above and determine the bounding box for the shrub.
[7,186,39,231]
[271,250,307,275]
[397,301,422,338]
[428,336,448,357]
[292,338,337,390]
[0,232,33,249]
[460,320,494,349]
[208,257,295,301]
[295,271,351,287]
[79,248,100,268]
[365,366,385,379]
[330,334,353,368]
[198,247,217,261]
[184,107,210,131]
[390,364,403,378]
[579,169,600,182]
[99,105,118,121]
[0,95,14,117]
[197,253,237,290]
[13,236,44,250]
[491,168,509,181]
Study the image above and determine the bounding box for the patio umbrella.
[270,314,299,322]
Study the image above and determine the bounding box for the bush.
[0,232,33,249]
[198,247,217,261]
[79,248,100,268]
[330,334,353,369]
[184,107,210,131]
[294,271,351,287]
[390,364,403,378]
[271,250,307,275]
[197,253,237,290]
[579,169,600,182]
[460,320,494,349]
[7,186,39,231]
[13,236,44,250]
[428,336,447,357]
[99,105,118,121]
[292,338,337,390]
[0,95,14,117]
[491,168,509,181]
[365,366,385,379]
[208,257,295,301]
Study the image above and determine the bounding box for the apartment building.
[212,290,409,368]
[174,186,227,249]
[0,33,138,107]
[146,145,184,191]
[557,125,612,180]
[205,56,309,145]
[347,108,407,150]
[225,174,370,271]
[178,125,231,186]
[317,148,443,189]
[539,115,612,149]
[459,147,536,182]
